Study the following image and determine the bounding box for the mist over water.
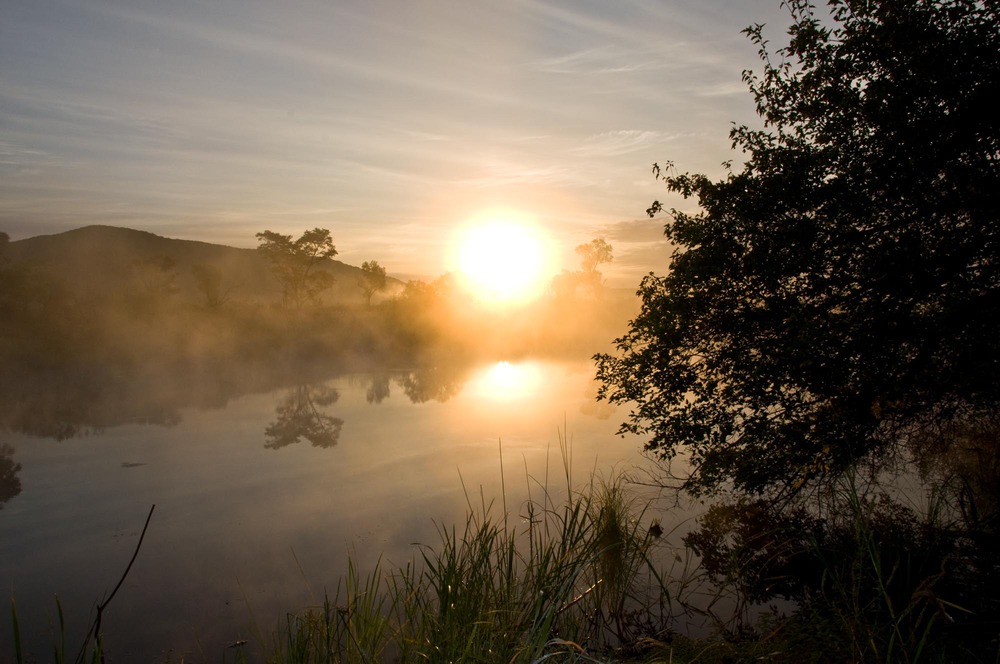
[0,358,647,661]
[0,225,657,660]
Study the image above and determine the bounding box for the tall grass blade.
[55,596,66,664]
[11,598,23,664]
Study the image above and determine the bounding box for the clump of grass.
[11,595,100,664]
[804,476,980,664]
[269,557,392,664]
[265,436,685,663]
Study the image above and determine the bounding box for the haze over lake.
[1,358,654,661]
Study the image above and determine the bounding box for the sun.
[449,212,553,304]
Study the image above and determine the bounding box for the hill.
[4,225,398,307]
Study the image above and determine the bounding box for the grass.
[10,454,998,663]
[663,471,998,664]
[255,433,684,663]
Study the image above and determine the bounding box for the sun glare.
[469,361,544,401]
[450,212,552,304]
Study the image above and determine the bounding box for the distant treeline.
[0,225,635,439]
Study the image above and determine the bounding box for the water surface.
[0,359,645,661]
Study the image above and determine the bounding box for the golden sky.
[1,0,791,285]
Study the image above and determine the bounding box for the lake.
[0,358,653,662]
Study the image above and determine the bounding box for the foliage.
[125,254,181,319]
[552,238,614,301]
[191,262,232,310]
[575,238,613,276]
[596,0,1000,496]
[0,232,44,323]
[908,413,1000,537]
[130,255,179,298]
[383,275,465,354]
[256,228,338,308]
[358,260,388,306]
[680,475,1000,663]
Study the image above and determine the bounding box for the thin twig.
[76,504,156,664]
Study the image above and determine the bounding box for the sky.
[1,0,792,284]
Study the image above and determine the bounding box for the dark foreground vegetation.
[5,0,1000,661]
[10,464,992,663]
[595,0,1000,660]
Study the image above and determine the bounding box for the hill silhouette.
[5,225,399,306]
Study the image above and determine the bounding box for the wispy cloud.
[454,163,582,188]
[1,0,793,279]
[531,46,671,76]
[571,130,677,158]
[0,140,51,177]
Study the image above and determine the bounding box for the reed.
[263,437,681,663]
[17,454,991,662]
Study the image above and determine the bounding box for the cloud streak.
[0,0,793,278]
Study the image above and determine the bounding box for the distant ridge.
[5,225,394,305]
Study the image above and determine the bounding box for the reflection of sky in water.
[0,359,659,660]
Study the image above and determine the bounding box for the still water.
[0,359,647,661]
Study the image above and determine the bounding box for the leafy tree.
[256,228,338,308]
[551,239,615,301]
[358,259,388,306]
[576,238,613,275]
[575,237,614,297]
[596,0,1000,496]
[132,255,179,297]
[0,232,24,316]
[127,255,179,316]
[191,263,233,310]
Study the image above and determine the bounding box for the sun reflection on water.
[469,361,544,401]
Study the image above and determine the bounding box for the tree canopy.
[575,238,614,275]
[256,228,338,308]
[596,0,1000,496]
[359,260,388,306]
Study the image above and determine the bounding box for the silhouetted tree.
[191,263,233,310]
[551,239,614,301]
[358,260,387,307]
[132,255,179,298]
[256,228,337,308]
[576,238,613,275]
[0,232,25,316]
[388,274,464,349]
[127,255,179,316]
[577,238,614,297]
[596,0,1000,496]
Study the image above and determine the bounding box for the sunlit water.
[0,359,651,661]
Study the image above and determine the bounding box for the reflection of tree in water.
[264,384,344,449]
[395,363,467,404]
[365,374,391,404]
[0,376,182,440]
[0,443,22,509]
